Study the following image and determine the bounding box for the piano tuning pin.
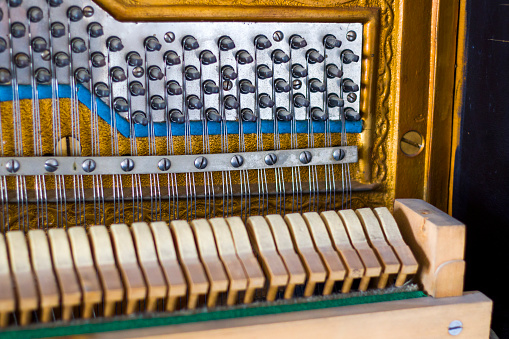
[169,109,185,123]
[276,107,293,121]
[167,81,183,95]
[132,111,148,126]
[14,53,29,68]
[206,108,222,122]
[94,82,109,98]
[239,79,255,94]
[187,95,203,110]
[219,36,235,51]
[150,95,166,110]
[221,66,237,81]
[324,34,342,49]
[254,35,271,50]
[342,79,359,92]
[110,67,127,82]
[0,68,11,84]
[290,35,307,49]
[148,66,164,81]
[165,51,181,66]
[129,81,145,96]
[272,50,290,64]
[32,37,47,53]
[327,94,344,108]
[200,50,217,65]
[75,68,91,83]
[88,23,104,38]
[183,36,199,51]
[342,50,360,64]
[203,80,219,94]
[307,49,325,64]
[237,50,253,64]
[126,52,143,67]
[113,97,129,113]
[67,6,83,22]
[51,22,65,38]
[11,22,26,38]
[309,79,326,92]
[293,93,310,108]
[71,38,87,53]
[0,38,6,53]
[224,95,239,110]
[8,0,22,7]
[257,65,273,79]
[27,7,43,23]
[0,9,2,21]
[241,108,257,122]
[275,79,291,93]
[35,68,51,84]
[259,94,275,108]
[326,64,343,78]
[291,64,307,78]
[107,36,124,52]
[344,107,361,121]
[91,52,106,67]
[145,37,162,52]
[185,66,200,81]
[54,52,70,67]
[47,0,63,7]
[311,107,328,121]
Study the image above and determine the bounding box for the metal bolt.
[83,6,94,17]
[120,158,135,172]
[265,153,277,166]
[158,158,171,171]
[347,92,357,103]
[273,31,284,42]
[222,80,233,91]
[333,149,346,161]
[164,32,175,43]
[400,130,424,157]
[299,151,312,164]
[82,159,96,173]
[346,30,357,42]
[292,79,302,90]
[44,158,59,172]
[231,155,244,168]
[194,156,208,170]
[132,66,144,78]
[448,320,463,336]
[5,159,20,173]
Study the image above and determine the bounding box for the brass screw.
[273,31,284,42]
[400,130,424,157]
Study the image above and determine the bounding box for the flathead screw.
[448,320,463,336]
[44,158,59,172]
[333,149,346,161]
[346,30,357,42]
[194,156,208,170]
[231,155,244,168]
[158,158,171,171]
[132,66,144,78]
[222,80,233,91]
[164,32,175,43]
[5,159,20,173]
[83,6,94,17]
[265,153,278,166]
[299,151,312,164]
[120,158,135,172]
[82,159,96,173]
[273,31,284,42]
[347,93,357,103]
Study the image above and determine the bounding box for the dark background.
[452,0,509,337]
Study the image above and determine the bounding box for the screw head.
[164,32,175,43]
[273,30,284,42]
[82,159,96,173]
[231,155,244,168]
[347,92,357,103]
[82,6,94,17]
[120,158,135,172]
[292,79,302,90]
[299,151,312,164]
[400,130,424,157]
[5,159,20,173]
[41,49,51,61]
[44,158,59,172]
[158,158,171,171]
[346,30,357,42]
[222,80,233,91]
[448,320,463,336]
[333,149,346,161]
[194,156,208,170]
[264,153,278,166]
[132,66,144,78]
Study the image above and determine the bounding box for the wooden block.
[320,211,365,293]
[149,221,187,311]
[337,210,382,291]
[356,208,401,288]
[393,199,466,297]
[88,226,124,317]
[302,212,346,295]
[6,231,38,325]
[27,230,59,323]
[208,218,248,306]
[131,222,168,311]
[0,233,14,327]
[226,216,265,304]
[190,219,229,308]
[68,227,103,318]
[246,216,288,301]
[110,224,147,314]
[284,213,327,296]
[170,220,209,309]
[265,214,306,299]
[373,207,419,286]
